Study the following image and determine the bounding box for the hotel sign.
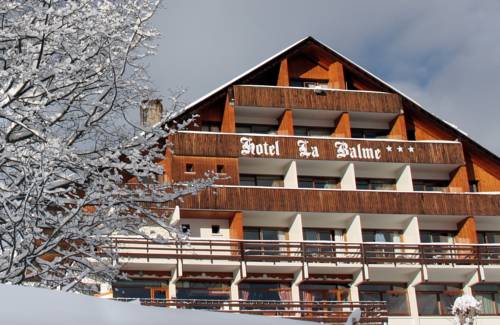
[240,137,414,161]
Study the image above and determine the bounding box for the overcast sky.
[147,0,500,155]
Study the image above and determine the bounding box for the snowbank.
[0,284,306,325]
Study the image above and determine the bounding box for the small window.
[185,163,194,173]
[469,180,479,192]
[216,164,225,174]
[181,224,190,233]
[211,225,220,234]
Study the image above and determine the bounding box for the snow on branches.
[452,295,481,325]
[0,1,212,291]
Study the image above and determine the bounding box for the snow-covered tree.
[0,1,211,291]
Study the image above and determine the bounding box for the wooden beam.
[388,114,407,140]
[449,165,469,192]
[221,94,235,133]
[328,62,346,89]
[229,211,244,240]
[277,58,289,87]
[277,109,294,135]
[455,216,478,244]
[332,112,351,138]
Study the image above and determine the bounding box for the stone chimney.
[140,99,163,127]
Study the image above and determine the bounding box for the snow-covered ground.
[0,284,307,325]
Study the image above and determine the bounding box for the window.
[239,174,284,187]
[185,163,194,173]
[201,122,221,132]
[473,284,500,315]
[362,230,402,260]
[303,228,344,241]
[298,176,340,189]
[420,231,455,243]
[416,284,462,316]
[359,284,409,315]
[235,124,278,134]
[294,126,334,137]
[112,280,168,300]
[469,180,479,192]
[239,282,291,303]
[351,128,390,139]
[477,232,500,244]
[216,164,225,174]
[176,281,230,302]
[290,78,329,89]
[211,225,220,234]
[362,230,401,243]
[407,129,416,141]
[356,178,395,191]
[300,284,350,303]
[413,179,449,192]
[243,227,286,256]
[181,224,190,234]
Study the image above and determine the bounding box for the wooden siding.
[174,187,500,216]
[233,85,402,113]
[171,156,239,185]
[171,132,465,165]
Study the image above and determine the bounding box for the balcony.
[173,186,500,216]
[232,85,402,114]
[171,131,465,165]
[112,238,500,267]
[114,298,388,324]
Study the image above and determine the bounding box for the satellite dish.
[345,308,361,325]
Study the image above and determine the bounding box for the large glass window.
[176,281,230,301]
[294,126,334,137]
[420,231,455,243]
[243,227,287,256]
[236,124,278,134]
[240,174,284,187]
[300,283,350,302]
[415,284,462,316]
[112,280,169,300]
[200,122,221,132]
[359,284,409,315]
[356,178,395,191]
[362,230,401,243]
[298,176,340,189]
[351,128,390,139]
[413,179,449,192]
[473,284,500,315]
[290,79,329,89]
[478,232,500,244]
[239,282,291,301]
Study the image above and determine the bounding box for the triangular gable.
[170,36,500,166]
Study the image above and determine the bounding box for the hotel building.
[111,37,500,324]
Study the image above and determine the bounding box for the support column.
[169,266,180,299]
[403,216,421,243]
[221,93,235,133]
[408,271,423,318]
[284,160,298,188]
[396,165,414,192]
[332,112,351,138]
[388,114,408,140]
[277,109,294,135]
[168,205,180,226]
[449,165,469,193]
[464,271,480,295]
[328,62,346,89]
[351,270,363,301]
[229,211,244,240]
[455,216,478,244]
[291,270,304,302]
[277,58,289,87]
[230,269,243,305]
[340,163,356,190]
[346,214,363,242]
[288,213,303,242]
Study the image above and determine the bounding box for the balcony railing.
[172,131,465,165]
[115,298,388,324]
[233,85,402,114]
[112,238,500,266]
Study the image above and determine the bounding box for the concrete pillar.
[340,163,356,190]
[351,270,363,301]
[464,271,480,295]
[284,160,298,188]
[408,271,423,318]
[169,205,180,226]
[291,270,304,302]
[288,213,303,242]
[396,165,413,192]
[346,214,363,242]
[403,216,421,243]
[230,269,243,306]
[169,266,180,299]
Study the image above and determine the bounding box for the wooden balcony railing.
[172,131,465,165]
[175,186,500,216]
[112,238,500,267]
[115,298,388,324]
[233,85,402,114]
